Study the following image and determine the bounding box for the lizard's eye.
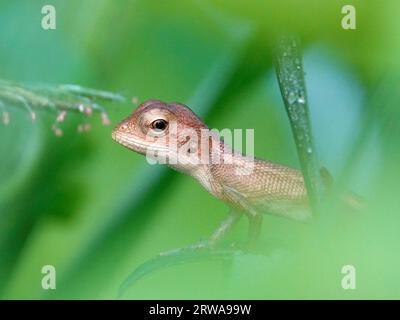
[151,119,168,132]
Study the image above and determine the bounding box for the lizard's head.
[112,100,209,168]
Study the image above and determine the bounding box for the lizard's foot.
[187,239,214,250]
[159,211,243,257]
[159,239,216,257]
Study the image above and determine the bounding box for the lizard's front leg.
[182,210,242,249]
[160,210,242,256]
[208,210,242,246]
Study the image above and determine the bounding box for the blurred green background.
[0,0,399,299]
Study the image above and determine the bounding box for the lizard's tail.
[320,167,365,212]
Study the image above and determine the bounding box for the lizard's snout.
[111,125,125,143]
[112,118,130,141]
[111,130,117,141]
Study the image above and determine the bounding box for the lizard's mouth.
[112,130,169,154]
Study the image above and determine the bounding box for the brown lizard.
[112,100,318,245]
[112,99,319,248]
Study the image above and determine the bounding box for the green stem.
[274,35,322,214]
[0,79,125,118]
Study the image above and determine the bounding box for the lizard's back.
[208,158,312,222]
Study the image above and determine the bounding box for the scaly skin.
[112,100,312,247]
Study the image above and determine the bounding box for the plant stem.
[0,79,125,122]
[274,35,322,214]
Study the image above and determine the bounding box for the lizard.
[112,99,318,248]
